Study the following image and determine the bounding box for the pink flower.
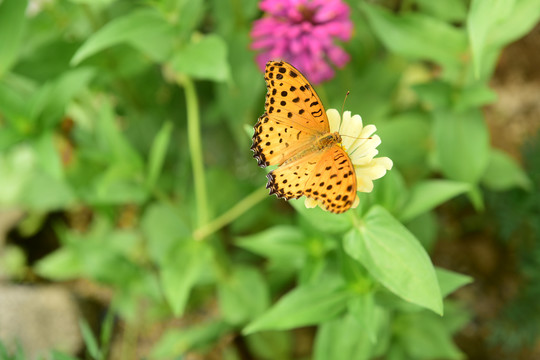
[251,0,353,84]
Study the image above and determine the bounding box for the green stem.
[194,187,268,241]
[179,75,209,228]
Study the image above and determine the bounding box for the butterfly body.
[315,132,342,150]
[252,61,357,214]
[283,132,341,166]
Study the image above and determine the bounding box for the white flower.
[26,0,52,17]
[304,109,393,211]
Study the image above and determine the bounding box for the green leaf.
[71,8,174,65]
[414,81,497,111]
[482,148,532,191]
[0,145,35,206]
[38,221,159,313]
[170,34,230,82]
[73,96,146,205]
[340,245,372,287]
[0,0,27,77]
[377,112,431,182]
[347,292,384,343]
[0,74,35,126]
[91,167,147,205]
[365,169,408,215]
[467,185,485,212]
[245,331,292,360]
[0,245,26,279]
[434,108,490,184]
[415,0,467,22]
[243,280,350,334]
[84,232,143,285]
[344,206,443,315]
[298,246,328,286]
[436,267,473,298]
[141,203,190,263]
[454,83,497,110]
[91,96,143,166]
[466,1,540,80]
[21,169,75,210]
[160,240,210,316]
[68,0,116,6]
[146,121,173,190]
[361,3,467,75]
[79,318,101,359]
[35,132,64,180]
[167,0,205,39]
[235,225,306,263]
[489,0,540,47]
[412,80,452,110]
[31,67,96,128]
[99,308,115,360]
[290,198,353,234]
[21,133,75,210]
[211,0,259,35]
[400,180,470,222]
[35,246,83,280]
[314,313,376,360]
[218,266,269,324]
[398,312,464,359]
[332,57,403,121]
[405,211,438,252]
[150,321,231,359]
[467,0,515,78]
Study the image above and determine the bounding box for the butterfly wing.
[263,61,330,134]
[266,145,357,214]
[304,145,357,214]
[252,114,317,167]
[266,150,326,200]
[252,61,330,167]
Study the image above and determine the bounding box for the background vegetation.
[0,0,539,359]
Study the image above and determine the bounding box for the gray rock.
[0,284,82,359]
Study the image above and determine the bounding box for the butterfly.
[251,61,357,214]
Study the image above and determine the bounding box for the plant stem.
[194,187,268,241]
[179,74,209,228]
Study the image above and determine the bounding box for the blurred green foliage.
[0,0,539,359]
[486,130,540,352]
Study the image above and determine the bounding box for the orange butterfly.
[251,61,357,214]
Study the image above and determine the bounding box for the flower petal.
[339,112,358,149]
[351,195,360,209]
[251,0,352,84]
[349,135,381,164]
[326,109,341,133]
[350,147,378,165]
[355,157,393,182]
[304,197,319,208]
[356,174,374,193]
[360,124,377,139]
[376,156,394,170]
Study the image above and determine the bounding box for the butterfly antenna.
[341,134,373,140]
[341,91,350,115]
[338,91,373,141]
